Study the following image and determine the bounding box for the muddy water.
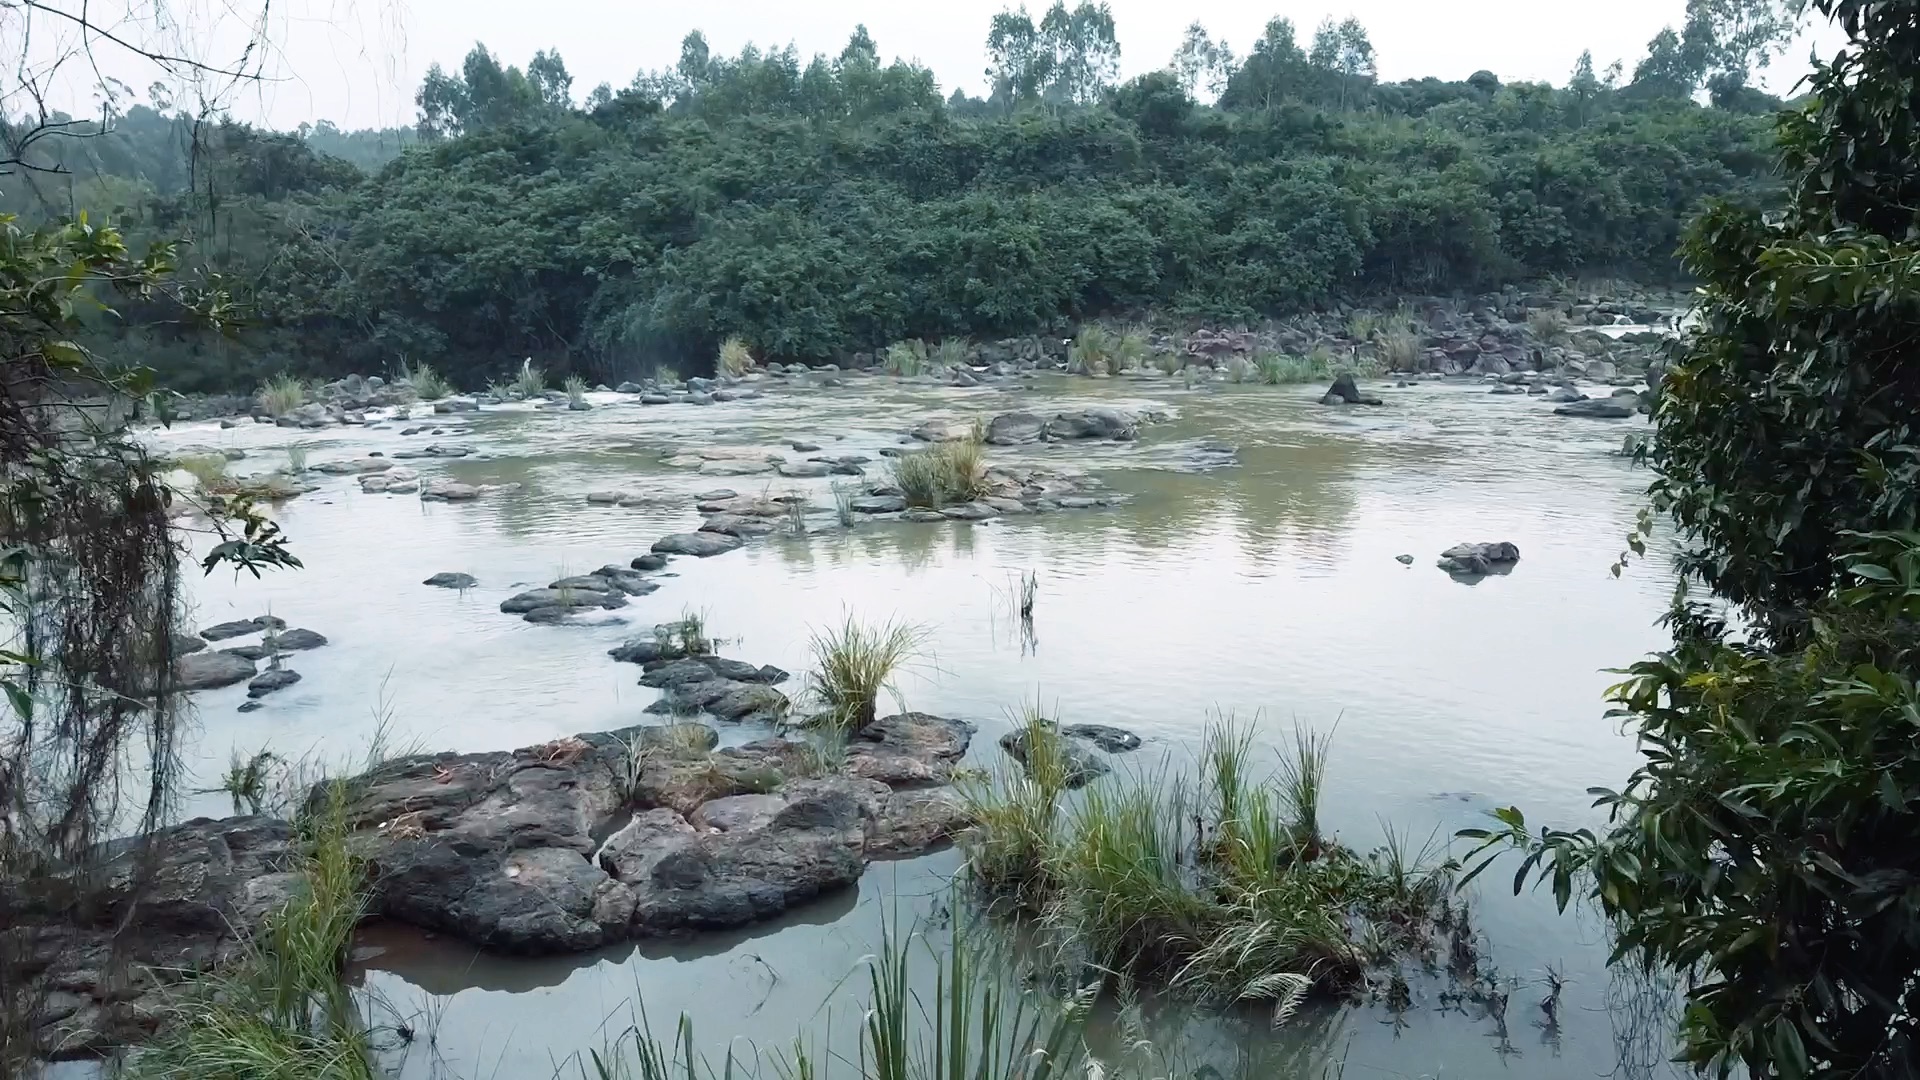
[154,373,1677,1079]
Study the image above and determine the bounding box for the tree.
[1630,26,1709,100]
[527,49,574,110]
[1038,1,1120,105]
[1169,21,1234,100]
[986,7,1053,107]
[1566,50,1603,125]
[1464,2,1920,1076]
[1220,17,1308,110]
[1308,17,1376,110]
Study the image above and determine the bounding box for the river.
[146,369,1679,1079]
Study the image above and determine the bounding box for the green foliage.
[884,340,928,377]
[803,614,928,731]
[965,715,1453,1009]
[1526,308,1568,341]
[931,338,970,371]
[1465,7,1920,1075]
[564,374,588,407]
[1251,349,1326,385]
[512,359,547,398]
[257,373,307,417]
[1067,325,1116,375]
[405,362,453,401]
[889,438,985,509]
[1379,326,1420,371]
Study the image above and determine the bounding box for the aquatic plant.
[803,613,928,732]
[283,442,310,473]
[962,715,1456,1010]
[783,491,810,536]
[1348,310,1381,340]
[173,452,230,491]
[889,437,985,509]
[884,339,928,377]
[655,608,713,656]
[256,373,307,418]
[564,374,589,407]
[486,379,514,401]
[512,358,548,398]
[830,480,858,526]
[407,363,452,401]
[1114,326,1150,371]
[201,748,280,815]
[718,336,753,376]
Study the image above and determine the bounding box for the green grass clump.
[513,358,548,398]
[1380,326,1421,372]
[1068,325,1116,376]
[283,442,310,473]
[256,373,307,418]
[486,379,513,401]
[1114,326,1150,371]
[1251,349,1329,386]
[1348,310,1381,340]
[718,336,753,376]
[884,339,929,376]
[1153,347,1184,375]
[174,453,230,491]
[565,374,589,407]
[889,436,985,509]
[962,715,1456,1013]
[803,613,928,732]
[932,337,971,371]
[406,362,453,401]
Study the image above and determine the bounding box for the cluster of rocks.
[998,722,1143,787]
[1476,370,1649,417]
[173,615,327,702]
[498,566,661,624]
[616,641,793,723]
[978,407,1139,444]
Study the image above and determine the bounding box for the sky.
[15,0,1847,132]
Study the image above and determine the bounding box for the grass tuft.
[802,613,928,732]
[1380,326,1421,372]
[1528,308,1569,341]
[932,338,971,371]
[718,336,753,376]
[884,339,928,377]
[513,358,548,398]
[889,436,985,509]
[1068,325,1116,376]
[1252,349,1330,386]
[830,480,858,526]
[565,374,589,407]
[174,453,230,491]
[406,363,452,401]
[283,442,310,473]
[1348,310,1381,340]
[257,373,307,418]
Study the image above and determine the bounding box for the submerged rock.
[272,628,327,651]
[652,532,744,558]
[1043,408,1136,441]
[629,553,669,571]
[985,411,1045,445]
[499,588,628,614]
[423,572,478,589]
[246,668,301,698]
[1319,373,1384,406]
[1436,541,1522,576]
[200,615,284,641]
[1553,398,1635,419]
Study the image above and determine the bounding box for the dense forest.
[3,5,1791,392]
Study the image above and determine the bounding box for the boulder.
[869,787,973,856]
[588,567,659,596]
[849,494,907,514]
[1553,399,1635,419]
[200,615,284,641]
[701,514,779,538]
[985,412,1045,445]
[1061,723,1142,753]
[585,491,632,505]
[1437,541,1522,576]
[419,480,481,502]
[246,668,301,698]
[270,628,327,651]
[776,461,832,479]
[909,419,975,443]
[1545,387,1586,404]
[940,502,999,521]
[845,713,975,788]
[423,572,477,589]
[176,651,256,690]
[1319,373,1383,406]
[629,553,669,571]
[651,532,744,558]
[1042,408,1136,441]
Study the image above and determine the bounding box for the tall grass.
[962,715,1454,1010]
[1114,326,1150,372]
[803,614,928,732]
[885,340,928,377]
[1153,348,1184,375]
[1528,308,1569,341]
[888,437,985,509]
[831,480,859,526]
[1067,325,1116,376]
[407,363,452,401]
[284,442,310,473]
[565,374,589,407]
[174,453,230,491]
[932,338,970,371]
[1251,350,1328,386]
[513,358,548,398]
[718,336,754,376]
[257,373,308,417]
[1380,326,1421,372]
[1347,310,1380,340]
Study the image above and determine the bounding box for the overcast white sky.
[22,0,1846,131]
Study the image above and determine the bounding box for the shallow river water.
[149,372,1679,1080]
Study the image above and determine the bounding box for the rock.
[586,491,632,505]
[903,509,946,523]
[271,628,327,651]
[174,634,208,656]
[608,638,685,665]
[701,514,778,538]
[590,567,659,596]
[776,460,832,478]
[999,727,1110,788]
[617,382,643,394]
[985,412,1045,445]
[1437,541,1522,576]
[849,494,907,514]
[870,787,972,856]
[641,657,730,689]
[200,615,284,641]
[640,393,671,405]
[1320,373,1383,406]
[1553,399,1635,419]
[790,441,822,453]
[646,679,790,723]
[424,572,477,589]
[699,458,772,476]
[630,553,669,571]
[689,392,714,406]
[419,481,481,502]
[909,419,975,443]
[1396,554,1415,565]
[1060,724,1142,753]
[221,644,273,662]
[176,651,256,690]
[690,794,788,833]
[549,575,622,594]
[1546,387,1587,404]
[651,532,744,558]
[310,458,393,475]
[246,668,301,698]
[940,502,999,521]
[1042,408,1136,441]
[499,588,628,614]
[846,713,975,787]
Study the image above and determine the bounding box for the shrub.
[1068,325,1116,375]
[1380,326,1421,371]
[408,363,452,401]
[884,339,928,376]
[888,436,985,509]
[932,338,971,371]
[1527,308,1569,341]
[1348,310,1381,340]
[1114,326,1150,371]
